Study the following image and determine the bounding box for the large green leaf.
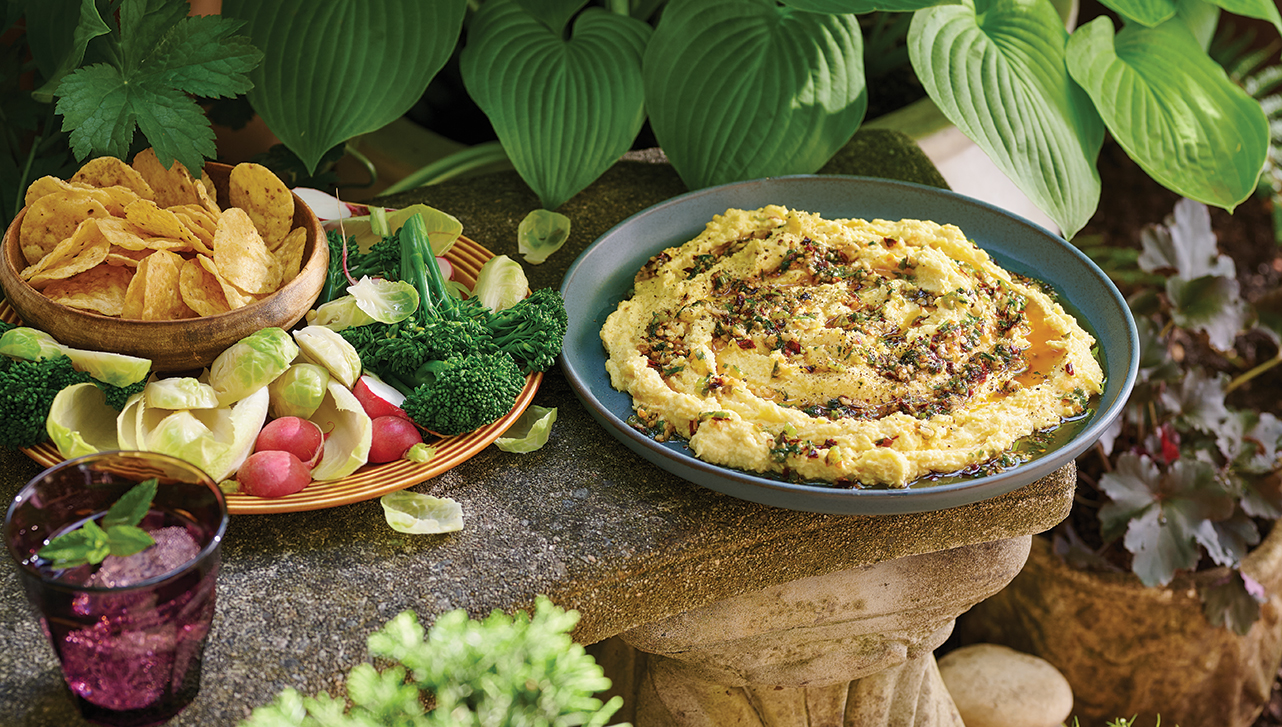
[221,0,466,175]
[1066,16,1269,213]
[460,0,651,210]
[1211,0,1282,35]
[778,0,953,13]
[909,0,1104,238]
[1100,0,1177,26]
[644,0,866,191]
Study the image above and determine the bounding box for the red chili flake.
[1065,362,1075,375]
[737,339,756,349]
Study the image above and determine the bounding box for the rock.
[937,643,1073,727]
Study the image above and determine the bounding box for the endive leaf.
[221,0,467,175]
[909,0,1104,238]
[1066,16,1269,213]
[461,0,651,210]
[644,0,866,191]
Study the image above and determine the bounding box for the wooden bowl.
[0,162,328,373]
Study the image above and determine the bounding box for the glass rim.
[3,450,229,592]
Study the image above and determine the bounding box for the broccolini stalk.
[400,213,462,325]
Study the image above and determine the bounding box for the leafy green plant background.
[5,0,1281,239]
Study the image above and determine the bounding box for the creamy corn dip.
[600,205,1104,487]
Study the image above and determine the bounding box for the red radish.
[238,450,312,498]
[368,415,424,463]
[255,416,324,467]
[353,374,410,421]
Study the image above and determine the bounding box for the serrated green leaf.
[105,524,156,558]
[148,15,263,99]
[131,81,219,173]
[1167,274,1250,351]
[1066,16,1270,213]
[103,477,157,528]
[222,0,466,175]
[461,0,651,210]
[1100,0,1177,27]
[645,0,865,192]
[1097,451,1162,542]
[910,0,1104,238]
[1197,510,1259,568]
[1160,369,1234,435]
[120,0,188,72]
[779,0,954,12]
[55,63,139,162]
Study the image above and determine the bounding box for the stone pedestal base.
[595,536,1033,726]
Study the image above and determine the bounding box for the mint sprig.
[37,478,158,570]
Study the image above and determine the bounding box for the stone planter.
[954,526,1282,727]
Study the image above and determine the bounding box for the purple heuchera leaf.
[1137,198,1236,280]
[1100,454,1237,587]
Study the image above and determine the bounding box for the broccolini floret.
[485,287,568,373]
[0,354,93,448]
[400,352,526,436]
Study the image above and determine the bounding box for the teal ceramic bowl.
[559,175,1139,515]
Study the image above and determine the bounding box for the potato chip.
[21,217,111,285]
[121,249,195,320]
[95,217,150,251]
[212,207,282,295]
[124,199,208,253]
[105,245,151,267]
[24,176,97,207]
[71,157,155,200]
[19,190,113,265]
[228,162,293,250]
[179,257,232,316]
[274,227,307,283]
[170,208,215,250]
[94,185,143,215]
[131,148,201,208]
[196,254,259,309]
[199,168,219,206]
[41,264,134,316]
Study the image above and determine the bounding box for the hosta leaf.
[779,0,954,13]
[222,0,467,175]
[1066,16,1269,213]
[644,0,866,191]
[1099,0,1176,27]
[29,0,111,102]
[516,0,588,32]
[1136,198,1235,280]
[461,0,651,210]
[1166,274,1250,352]
[1211,0,1282,35]
[909,0,1104,238]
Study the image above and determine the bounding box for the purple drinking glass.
[4,450,227,727]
